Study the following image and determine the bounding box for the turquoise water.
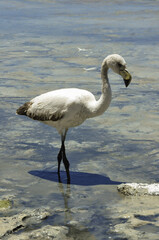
[0,0,159,239]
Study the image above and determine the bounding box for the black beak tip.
[124,78,131,87]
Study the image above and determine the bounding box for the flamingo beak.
[120,69,132,87]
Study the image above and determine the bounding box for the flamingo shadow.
[29,170,123,186]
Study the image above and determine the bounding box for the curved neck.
[101,61,110,94]
[88,60,112,118]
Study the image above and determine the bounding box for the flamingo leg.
[62,141,70,184]
[57,129,70,184]
[57,145,63,174]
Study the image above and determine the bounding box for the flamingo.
[16,54,132,183]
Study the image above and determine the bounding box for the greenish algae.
[0,199,12,209]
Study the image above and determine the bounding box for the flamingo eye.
[118,63,122,68]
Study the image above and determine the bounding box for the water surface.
[0,0,159,239]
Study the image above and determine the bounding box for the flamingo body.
[22,88,111,134]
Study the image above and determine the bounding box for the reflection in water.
[58,181,72,224]
[57,180,96,240]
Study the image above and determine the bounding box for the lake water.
[0,0,159,239]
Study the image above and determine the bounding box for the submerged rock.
[0,206,96,240]
[0,208,51,239]
[113,208,159,240]
[117,183,159,196]
[7,225,70,240]
[111,190,159,240]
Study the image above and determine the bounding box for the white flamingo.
[16,54,132,183]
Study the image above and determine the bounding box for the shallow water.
[0,0,159,239]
